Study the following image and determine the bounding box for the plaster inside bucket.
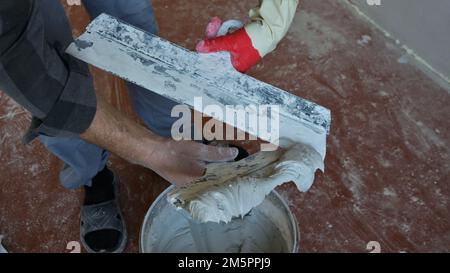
[140,187,298,253]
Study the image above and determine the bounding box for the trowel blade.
[66,14,331,157]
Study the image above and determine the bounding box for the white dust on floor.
[287,10,346,58]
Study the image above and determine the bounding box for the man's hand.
[80,94,238,187]
[196,17,261,73]
[146,139,238,187]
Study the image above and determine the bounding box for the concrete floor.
[0,0,449,253]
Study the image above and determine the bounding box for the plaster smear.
[167,142,324,223]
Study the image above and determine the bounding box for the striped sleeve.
[0,0,97,141]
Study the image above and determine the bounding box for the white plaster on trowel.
[167,141,324,223]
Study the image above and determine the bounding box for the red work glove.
[196,17,261,73]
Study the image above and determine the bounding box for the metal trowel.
[66,14,331,157]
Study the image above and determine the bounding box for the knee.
[115,0,159,35]
[83,0,159,35]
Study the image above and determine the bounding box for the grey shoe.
[80,171,127,253]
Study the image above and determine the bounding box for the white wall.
[350,0,450,80]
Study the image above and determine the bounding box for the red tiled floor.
[0,0,449,252]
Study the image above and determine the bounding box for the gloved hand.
[196,17,261,73]
[196,0,299,72]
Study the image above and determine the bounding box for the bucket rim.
[139,185,300,253]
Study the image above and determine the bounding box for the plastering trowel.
[66,14,332,222]
[66,14,331,155]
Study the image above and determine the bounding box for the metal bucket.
[140,186,299,253]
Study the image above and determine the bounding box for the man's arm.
[81,94,238,186]
[0,0,237,186]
